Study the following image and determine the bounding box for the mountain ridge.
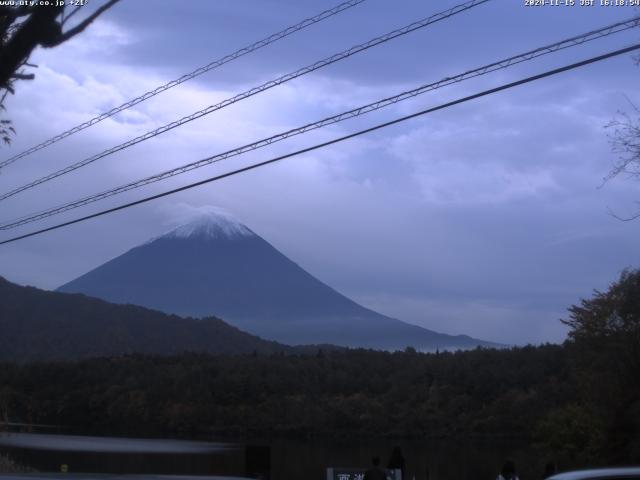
[58,210,500,351]
[0,275,298,361]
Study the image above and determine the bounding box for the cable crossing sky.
[1,16,638,231]
[0,0,367,171]
[1,43,638,246]
[0,0,490,203]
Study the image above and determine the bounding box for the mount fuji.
[58,209,497,350]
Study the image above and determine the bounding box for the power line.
[1,43,638,247]
[0,0,490,202]
[1,16,638,231]
[0,0,367,170]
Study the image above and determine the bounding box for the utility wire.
[1,43,638,247]
[0,0,490,202]
[1,16,638,231]
[0,0,367,170]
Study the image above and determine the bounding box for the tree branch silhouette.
[0,1,121,144]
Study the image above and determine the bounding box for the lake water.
[0,432,546,480]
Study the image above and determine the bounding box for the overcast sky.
[0,0,639,345]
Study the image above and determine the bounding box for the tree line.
[0,269,638,466]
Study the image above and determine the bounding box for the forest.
[0,269,639,467]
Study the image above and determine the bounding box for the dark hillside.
[0,276,293,361]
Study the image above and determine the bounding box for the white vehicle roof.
[549,468,640,480]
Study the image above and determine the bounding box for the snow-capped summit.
[58,206,499,351]
[164,209,253,240]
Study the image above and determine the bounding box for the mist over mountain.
[0,276,293,361]
[58,209,498,350]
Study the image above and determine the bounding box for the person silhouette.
[543,461,558,479]
[364,456,386,480]
[387,446,406,480]
[497,460,519,480]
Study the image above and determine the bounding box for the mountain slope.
[58,210,498,350]
[0,276,293,361]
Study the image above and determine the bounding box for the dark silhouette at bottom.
[497,460,520,480]
[543,461,558,479]
[387,446,406,480]
[364,456,387,480]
